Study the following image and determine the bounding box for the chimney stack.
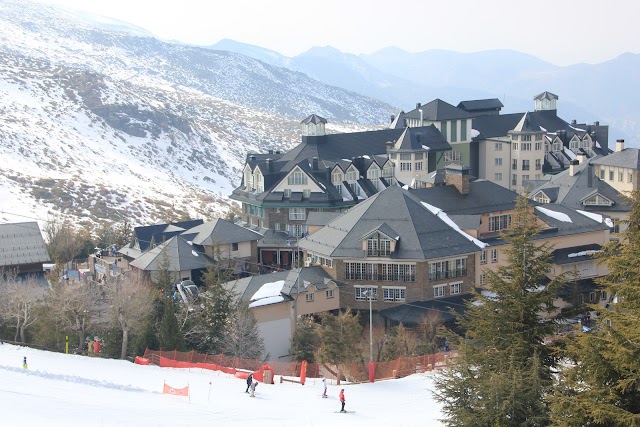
[445,164,470,195]
[588,163,593,187]
[416,102,421,109]
[576,152,586,165]
[268,149,273,154]
[312,157,319,171]
[616,139,625,152]
[390,115,395,123]
[249,155,256,162]
[569,159,579,177]
[571,119,577,125]
[594,121,599,126]
[266,158,272,173]
[386,141,394,153]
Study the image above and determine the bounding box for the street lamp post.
[363,289,375,382]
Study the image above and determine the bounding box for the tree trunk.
[121,328,129,359]
[76,317,85,349]
[19,325,25,343]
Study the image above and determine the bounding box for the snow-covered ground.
[0,344,445,426]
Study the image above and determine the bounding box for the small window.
[232,242,239,251]
[495,173,502,181]
[303,189,311,199]
[434,284,446,298]
[578,294,584,304]
[601,291,607,301]
[589,292,596,302]
[480,250,487,264]
[284,189,291,198]
[450,282,462,295]
[495,143,502,151]
[326,289,334,299]
[306,293,314,302]
[491,249,498,263]
[495,158,502,166]
[479,274,486,285]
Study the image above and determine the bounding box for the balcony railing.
[428,268,466,281]
[345,273,416,282]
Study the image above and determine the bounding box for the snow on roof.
[539,125,547,132]
[249,295,284,308]
[563,147,576,160]
[191,250,198,257]
[576,209,603,223]
[362,155,370,159]
[604,217,614,228]
[570,125,586,132]
[421,201,488,248]
[535,206,572,223]
[568,249,599,258]
[250,280,285,301]
[471,129,480,138]
[402,184,409,190]
[421,145,431,150]
[596,141,602,149]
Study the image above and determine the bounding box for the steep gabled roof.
[527,159,630,213]
[182,219,263,246]
[392,125,448,151]
[0,222,50,267]
[590,148,640,169]
[404,99,473,121]
[512,112,544,133]
[133,219,204,252]
[130,235,214,272]
[299,186,480,260]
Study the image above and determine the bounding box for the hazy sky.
[37,0,638,66]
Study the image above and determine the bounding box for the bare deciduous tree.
[44,216,86,267]
[0,273,45,342]
[46,281,101,349]
[221,303,265,360]
[106,274,154,359]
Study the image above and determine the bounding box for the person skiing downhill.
[249,381,258,397]
[22,356,27,369]
[339,389,346,412]
[245,373,253,393]
[322,377,327,398]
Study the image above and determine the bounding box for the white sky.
[35,0,639,66]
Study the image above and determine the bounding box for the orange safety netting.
[140,349,456,382]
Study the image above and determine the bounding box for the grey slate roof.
[301,114,327,124]
[534,91,559,101]
[552,244,601,265]
[526,160,630,213]
[590,148,640,169]
[131,219,204,252]
[182,219,262,246]
[512,112,544,133]
[379,294,474,324]
[298,185,481,260]
[457,99,504,112]
[306,211,343,226]
[409,179,521,215]
[232,126,450,209]
[130,235,215,272]
[0,222,49,267]
[403,99,473,121]
[393,125,447,151]
[225,266,338,304]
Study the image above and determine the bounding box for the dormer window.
[303,189,311,199]
[255,170,264,193]
[244,167,254,190]
[583,194,613,206]
[367,235,391,257]
[288,169,308,185]
[284,189,291,198]
[345,170,358,182]
[534,193,550,204]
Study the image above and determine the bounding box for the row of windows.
[305,289,334,302]
[429,258,466,280]
[599,168,633,183]
[443,151,462,163]
[433,281,462,298]
[479,248,499,264]
[511,159,542,171]
[512,134,543,142]
[354,286,406,302]
[513,142,542,151]
[345,263,416,282]
[309,253,334,268]
[439,119,468,142]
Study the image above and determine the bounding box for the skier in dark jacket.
[245,373,253,393]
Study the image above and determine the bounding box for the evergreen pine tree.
[434,196,567,426]
[316,309,363,382]
[550,191,640,426]
[158,299,186,351]
[290,315,319,363]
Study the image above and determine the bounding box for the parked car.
[176,280,201,311]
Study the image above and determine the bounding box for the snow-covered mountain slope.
[0,0,391,227]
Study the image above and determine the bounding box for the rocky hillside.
[0,0,392,228]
